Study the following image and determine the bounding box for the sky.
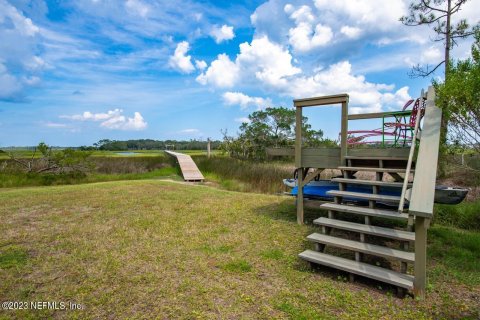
[0,0,478,147]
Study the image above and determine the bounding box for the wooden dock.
[164,151,204,182]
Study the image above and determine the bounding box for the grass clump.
[0,246,28,269]
[260,249,284,260]
[221,259,253,273]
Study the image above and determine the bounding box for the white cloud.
[179,128,200,135]
[340,26,362,39]
[200,34,412,114]
[223,92,271,110]
[286,5,332,52]
[44,122,68,128]
[196,53,239,87]
[235,117,251,123]
[0,0,39,36]
[62,109,147,131]
[210,24,235,43]
[195,59,207,70]
[280,61,411,114]
[0,0,42,101]
[169,41,195,74]
[125,0,150,17]
[313,0,407,33]
[197,36,300,88]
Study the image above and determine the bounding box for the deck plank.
[165,151,205,181]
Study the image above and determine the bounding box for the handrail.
[398,93,425,213]
[348,110,412,120]
[408,86,442,218]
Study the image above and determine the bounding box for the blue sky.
[0,0,478,147]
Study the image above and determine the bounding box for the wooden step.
[338,166,414,173]
[327,190,401,202]
[299,250,414,290]
[320,203,409,220]
[332,178,411,188]
[345,156,410,161]
[306,233,415,263]
[314,217,415,241]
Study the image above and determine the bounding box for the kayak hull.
[283,179,468,205]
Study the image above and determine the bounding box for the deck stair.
[295,88,441,297]
[299,154,418,293]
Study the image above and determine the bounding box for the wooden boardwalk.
[164,151,204,182]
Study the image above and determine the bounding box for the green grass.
[0,180,478,319]
[428,226,480,285]
[434,199,480,230]
[0,246,28,269]
[0,167,178,188]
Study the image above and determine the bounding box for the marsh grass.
[0,180,478,319]
[194,155,293,194]
[0,156,177,188]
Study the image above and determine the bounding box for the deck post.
[295,105,304,224]
[340,100,348,164]
[414,216,428,299]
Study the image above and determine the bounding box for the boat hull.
[284,179,467,205]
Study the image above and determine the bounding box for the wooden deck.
[164,151,204,182]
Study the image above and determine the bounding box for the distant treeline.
[80,139,222,151]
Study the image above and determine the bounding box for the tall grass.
[434,200,480,230]
[0,155,177,188]
[193,155,293,194]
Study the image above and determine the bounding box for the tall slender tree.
[400,0,478,78]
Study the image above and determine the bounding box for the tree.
[434,30,480,153]
[220,107,332,160]
[400,0,478,78]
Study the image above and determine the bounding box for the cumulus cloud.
[285,4,332,52]
[61,109,147,130]
[251,0,416,58]
[223,92,272,110]
[196,53,239,87]
[195,59,207,70]
[197,36,300,88]
[210,24,235,43]
[169,41,195,73]
[340,25,362,39]
[198,34,412,113]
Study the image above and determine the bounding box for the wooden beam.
[341,101,348,164]
[295,105,303,224]
[409,86,442,218]
[294,94,348,107]
[414,216,428,299]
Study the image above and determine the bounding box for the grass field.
[1,180,479,319]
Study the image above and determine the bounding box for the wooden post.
[340,101,348,164]
[295,105,304,224]
[414,217,428,299]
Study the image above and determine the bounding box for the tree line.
[81,139,222,151]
